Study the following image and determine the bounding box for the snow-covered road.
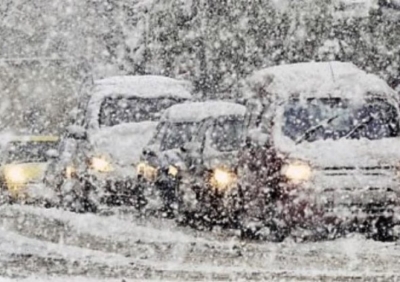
[0,205,399,281]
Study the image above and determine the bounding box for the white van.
[239,61,400,240]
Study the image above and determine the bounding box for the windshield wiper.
[342,115,374,139]
[295,115,339,144]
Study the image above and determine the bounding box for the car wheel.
[238,219,289,243]
[371,216,396,242]
[60,178,98,213]
[157,179,181,217]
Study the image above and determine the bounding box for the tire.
[60,178,98,213]
[372,216,396,242]
[132,181,149,212]
[234,194,290,243]
[238,218,289,243]
[154,177,181,218]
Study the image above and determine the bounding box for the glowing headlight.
[90,157,113,172]
[282,161,312,184]
[4,166,27,185]
[137,162,158,181]
[168,165,178,177]
[210,168,237,192]
[65,166,76,178]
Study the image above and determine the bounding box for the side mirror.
[153,112,162,120]
[180,142,202,154]
[247,128,269,146]
[142,148,156,157]
[66,125,87,140]
[45,149,59,159]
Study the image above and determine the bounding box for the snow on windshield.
[283,98,399,142]
[99,96,181,127]
[154,115,245,152]
[155,122,201,151]
[5,141,59,163]
[209,117,246,152]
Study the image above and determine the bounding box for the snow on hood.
[246,61,397,103]
[274,134,400,168]
[156,149,187,169]
[161,101,247,123]
[89,121,158,165]
[92,75,193,103]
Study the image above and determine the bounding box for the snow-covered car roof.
[246,61,398,103]
[161,101,247,123]
[91,75,193,102]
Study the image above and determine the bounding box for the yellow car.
[0,135,59,201]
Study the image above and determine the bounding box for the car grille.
[323,166,395,175]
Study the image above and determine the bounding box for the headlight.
[210,168,237,192]
[168,165,179,177]
[4,166,27,185]
[90,157,113,173]
[65,166,76,178]
[282,160,312,184]
[137,162,158,181]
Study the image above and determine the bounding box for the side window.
[98,97,181,127]
[208,117,245,152]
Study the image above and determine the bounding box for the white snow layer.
[89,121,158,165]
[92,75,193,102]
[1,205,400,281]
[161,101,247,123]
[246,61,397,103]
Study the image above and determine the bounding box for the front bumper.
[66,169,139,207]
[280,179,400,229]
[176,173,245,226]
[259,163,399,224]
[0,180,57,205]
[136,172,181,214]
[177,170,400,231]
[89,175,141,206]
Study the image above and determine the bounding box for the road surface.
[0,205,399,281]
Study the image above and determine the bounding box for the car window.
[209,116,245,152]
[159,122,201,151]
[283,98,400,142]
[99,97,181,127]
[5,141,59,163]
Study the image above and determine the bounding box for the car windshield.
[210,117,245,152]
[283,98,400,142]
[99,97,181,127]
[5,141,59,163]
[157,122,201,151]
